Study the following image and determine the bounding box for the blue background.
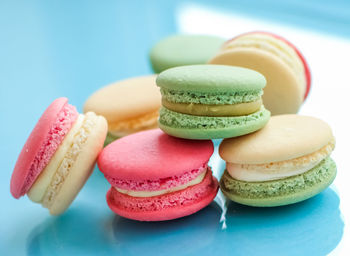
[0,1,347,255]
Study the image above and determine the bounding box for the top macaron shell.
[84,75,161,125]
[156,64,266,93]
[219,114,334,164]
[11,98,75,198]
[98,129,214,181]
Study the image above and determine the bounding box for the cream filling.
[108,110,159,137]
[162,98,262,117]
[115,170,207,197]
[28,113,97,208]
[28,114,85,202]
[226,142,334,182]
[223,34,306,97]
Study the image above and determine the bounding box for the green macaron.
[157,64,270,140]
[220,157,336,207]
[219,115,337,207]
[150,35,225,73]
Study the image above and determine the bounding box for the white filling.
[227,159,323,182]
[226,143,333,182]
[115,170,207,197]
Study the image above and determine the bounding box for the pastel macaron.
[157,64,270,139]
[10,98,108,215]
[219,115,336,207]
[150,34,225,73]
[97,129,219,221]
[84,75,161,144]
[209,32,311,115]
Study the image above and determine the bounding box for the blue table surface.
[0,1,347,255]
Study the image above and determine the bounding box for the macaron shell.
[49,114,108,215]
[259,31,311,99]
[11,97,72,198]
[223,31,311,100]
[156,64,266,93]
[150,35,225,73]
[98,129,214,180]
[83,75,161,124]
[106,171,219,221]
[224,33,306,98]
[220,157,336,207]
[158,106,270,140]
[209,48,303,115]
[219,115,334,164]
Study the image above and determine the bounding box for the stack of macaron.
[10,31,337,222]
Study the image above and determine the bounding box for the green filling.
[221,157,336,199]
[159,106,268,129]
[104,132,119,147]
[160,88,263,105]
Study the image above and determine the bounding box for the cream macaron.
[209,32,311,115]
[219,115,336,207]
[84,75,161,144]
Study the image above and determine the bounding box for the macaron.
[157,64,271,140]
[219,115,336,207]
[209,31,311,115]
[150,34,225,73]
[97,129,219,221]
[10,98,108,215]
[84,75,161,144]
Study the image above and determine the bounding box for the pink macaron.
[98,129,219,221]
[10,98,108,215]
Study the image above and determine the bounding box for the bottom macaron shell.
[106,171,219,221]
[158,107,270,139]
[220,157,336,207]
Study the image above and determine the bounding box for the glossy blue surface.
[0,1,346,255]
[25,179,344,256]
